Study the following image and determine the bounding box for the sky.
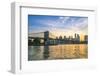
[28,15,88,38]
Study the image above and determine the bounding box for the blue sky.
[28,15,88,37]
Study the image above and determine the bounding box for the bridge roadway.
[28,31,56,39]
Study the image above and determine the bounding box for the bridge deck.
[28,31,56,39]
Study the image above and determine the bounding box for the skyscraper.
[74,33,80,43]
[84,35,88,42]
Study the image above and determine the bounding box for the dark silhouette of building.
[74,33,80,43]
[64,36,67,39]
[59,36,63,39]
[84,35,88,44]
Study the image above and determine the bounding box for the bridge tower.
[43,31,50,59]
[44,31,49,45]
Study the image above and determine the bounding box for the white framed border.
[11,2,97,74]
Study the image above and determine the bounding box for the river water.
[28,44,88,60]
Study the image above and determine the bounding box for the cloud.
[59,16,70,23]
[29,16,88,36]
[71,17,88,30]
[44,17,87,34]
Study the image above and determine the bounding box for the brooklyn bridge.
[28,31,88,46]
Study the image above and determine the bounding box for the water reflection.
[43,45,49,59]
[28,46,44,60]
[28,44,88,60]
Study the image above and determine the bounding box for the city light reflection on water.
[28,44,88,60]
